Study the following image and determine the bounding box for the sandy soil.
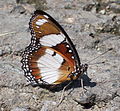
[0,0,120,111]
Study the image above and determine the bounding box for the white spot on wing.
[43,74,59,84]
[41,71,59,84]
[69,50,72,52]
[36,19,48,26]
[37,49,63,69]
[40,67,57,73]
[41,71,58,78]
[54,53,63,64]
[40,34,65,46]
[45,49,54,55]
[72,56,74,59]
[36,26,39,28]
[39,55,60,68]
[66,45,69,47]
[36,48,64,84]
[43,15,49,18]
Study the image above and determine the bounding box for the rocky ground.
[0,0,120,111]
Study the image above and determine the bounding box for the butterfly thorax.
[69,64,88,80]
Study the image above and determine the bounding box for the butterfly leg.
[80,78,87,95]
[56,81,73,107]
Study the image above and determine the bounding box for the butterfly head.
[80,64,88,75]
[70,64,88,80]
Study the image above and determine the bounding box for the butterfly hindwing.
[22,47,75,84]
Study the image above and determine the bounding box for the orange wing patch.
[54,60,74,84]
[27,47,46,79]
[30,15,60,38]
[53,43,75,67]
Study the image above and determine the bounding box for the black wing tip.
[34,10,47,15]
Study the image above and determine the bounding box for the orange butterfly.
[21,10,88,87]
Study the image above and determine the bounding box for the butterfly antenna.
[86,48,113,65]
[56,81,73,107]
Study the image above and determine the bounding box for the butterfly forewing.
[29,10,65,47]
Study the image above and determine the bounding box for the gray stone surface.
[0,0,120,111]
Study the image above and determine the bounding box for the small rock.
[83,4,95,11]
[11,107,29,111]
[0,46,12,56]
[0,49,3,56]
[99,9,106,14]
[73,91,96,108]
[64,17,74,23]
[41,101,56,111]
[10,5,26,14]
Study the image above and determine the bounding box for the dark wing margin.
[33,10,81,68]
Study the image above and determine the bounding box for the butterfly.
[21,10,88,88]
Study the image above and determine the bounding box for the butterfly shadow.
[61,74,96,92]
[33,73,96,92]
[72,74,96,89]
